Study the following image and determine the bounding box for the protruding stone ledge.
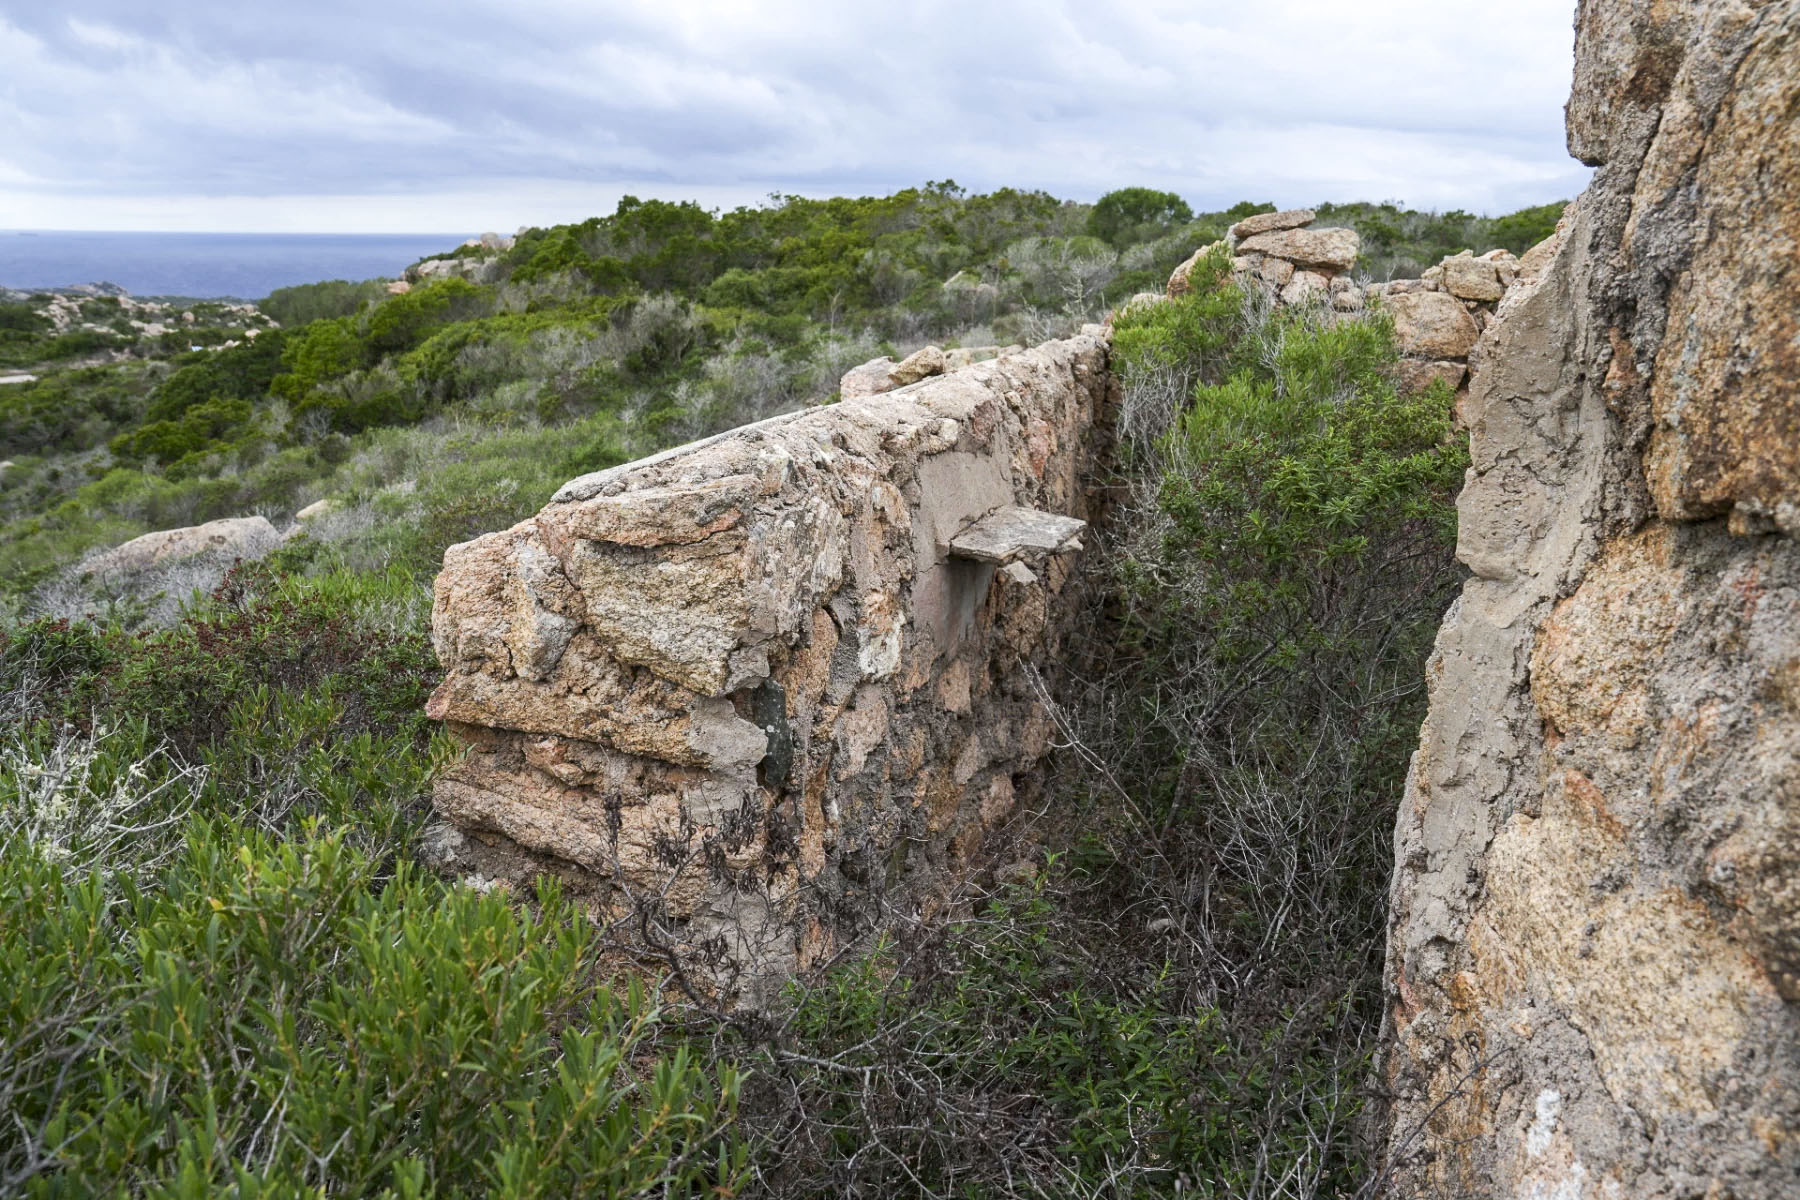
[948,506,1086,564]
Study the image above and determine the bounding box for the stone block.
[1234,226,1360,272]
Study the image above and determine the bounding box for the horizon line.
[2,228,481,237]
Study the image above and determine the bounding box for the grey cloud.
[0,0,1592,224]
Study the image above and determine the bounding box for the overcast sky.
[0,1,1590,233]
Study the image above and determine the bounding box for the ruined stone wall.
[425,331,1114,1001]
[1381,2,1800,1195]
[1167,207,1549,412]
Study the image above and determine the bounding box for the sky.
[0,1,1592,233]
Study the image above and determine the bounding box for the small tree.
[1087,187,1195,247]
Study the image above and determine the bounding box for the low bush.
[1085,248,1466,1186]
[0,366,162,457]
[259,278,390,327]
[1,821,745,1197]
[37,329,127,361]
[731,873,1363,1198]
[2,562,437,754]
[0,563,746,1197]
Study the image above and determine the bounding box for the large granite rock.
[426,334,1114,1001]
[838,345,949,399]
[82,516,281,578]
[1381,2,1800,1195]
[1441,253,1507,303]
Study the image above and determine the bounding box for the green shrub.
[0,365,161,456]
[1,563,438,755]
[259,279,389,327]
[271,317,364,403]
[1065,252,1463,1191]
[1087,186,1195,247]
[110,395,256,467]
[0,562,745,1195]
[1488,201,1565,254]
[0,823,745,1197]
[144,333,287,423]
[0,302,48,334]
[37,329,127,361]
[362,278,488,360]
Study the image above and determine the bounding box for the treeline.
[0,185,1562,605]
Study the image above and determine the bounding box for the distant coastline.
[0,230,473,300]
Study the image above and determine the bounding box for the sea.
[0,230,476,300]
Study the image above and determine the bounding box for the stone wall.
[424,332,1114,1001]
[1368,245,1551,411]
[1168,207,1363,309]
[1381,1,1800,1196]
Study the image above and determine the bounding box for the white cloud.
[0,1,1591,231]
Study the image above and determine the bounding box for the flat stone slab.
[1234,227,1360,272]
[1229,208,1316,240]
[948,506,1086,563]
[0,374,37,385]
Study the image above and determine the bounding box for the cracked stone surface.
[1381,2,1800,1195]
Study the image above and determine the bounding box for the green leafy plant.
[0,560,745,1197]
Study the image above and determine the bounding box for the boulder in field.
[83,516,282,579]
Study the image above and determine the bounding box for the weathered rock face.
[1382,2,1800,1195]
[427,333,1114,1000]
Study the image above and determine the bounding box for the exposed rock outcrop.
[837,344,961,399]
[1166,208,1364,307]
[406,255,505,286]
[82,516,282,579]
[426,333,1115,1000]
[1381,2,1800,1196]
